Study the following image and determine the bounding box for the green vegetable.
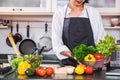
[11,57,24,70]
[96,35,120,58]
[25,68,35,76]
[23,54,42,68]
[72,44,96,61]
[11,54,42,70]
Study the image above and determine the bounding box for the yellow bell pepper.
[84,54,96,61]
[18,61,31,75]
[84,54,96,66]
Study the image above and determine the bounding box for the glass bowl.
[82,58,106,69]
[9,54,42,70]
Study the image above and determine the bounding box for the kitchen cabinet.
[51,0,69,12]
[87,0,120,28]
[0,0,51,13]
[0,0,120,15]
[87,0,120,14]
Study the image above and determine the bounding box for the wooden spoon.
[7,33,21,58]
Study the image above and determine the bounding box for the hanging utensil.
[14,23,22,43]
[38,22,52,52]
[19,25,36,55]
[6,24,17,47]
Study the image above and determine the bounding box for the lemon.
[75,65,84,75]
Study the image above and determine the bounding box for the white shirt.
[52,5,106,60]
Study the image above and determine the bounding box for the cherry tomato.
[85,66,94,75]
[93,53,104,60]
[36,68,46,76]
[46,67,54,76]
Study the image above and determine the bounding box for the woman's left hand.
[104,56,111,65]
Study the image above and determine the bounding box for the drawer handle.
[12,9,22,11]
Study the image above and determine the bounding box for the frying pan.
[7,34,21,58]
[38,22,52,52]
[19,25,36,55]
[14,23,22,42]
[6,25,17,47]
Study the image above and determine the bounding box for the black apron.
[60,6,95,67]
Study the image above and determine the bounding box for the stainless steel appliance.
[106,50,120,75]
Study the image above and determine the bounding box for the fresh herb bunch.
[72,44,96,61]
[96,35,120,58]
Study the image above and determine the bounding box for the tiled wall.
[0,15,120,54]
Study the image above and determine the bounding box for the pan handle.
[39,46,46,54]
[27,25,30,38]
[7,34,21,58]
[10,25,13,33]
[45,22,48,32]
[16,23,19,32]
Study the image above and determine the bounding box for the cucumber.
[25,68,35,76]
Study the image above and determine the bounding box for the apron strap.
[64,4,69,18]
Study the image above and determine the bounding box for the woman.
[52,0,106,67]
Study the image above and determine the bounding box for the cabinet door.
[0,0,51,12]
[87,0,120,13]
[52,0,69,12]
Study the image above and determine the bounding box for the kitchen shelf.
[101,12,120,16]
[0,12,54,16]
[104,27,120,30]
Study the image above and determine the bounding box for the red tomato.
[46,67,54,76]
[36,68,46,76]
[85,66,94,75]
[35,67,41,74]
[93,53,104,60]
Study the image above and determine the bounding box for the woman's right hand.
[60,51,72,57]
[60,51,82,65]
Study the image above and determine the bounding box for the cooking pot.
[14,23,22,42]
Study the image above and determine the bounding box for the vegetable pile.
[96,35,120,58]
[72,35,120,62]
[11,54,42,70]
[72,44,96,61]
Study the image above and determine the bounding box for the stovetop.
[0,54,9,63]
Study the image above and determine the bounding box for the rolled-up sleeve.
[52,8,70,60]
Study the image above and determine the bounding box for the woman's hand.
[60,51,72,57]
[60,51,82,64]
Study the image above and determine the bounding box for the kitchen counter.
[1,68,120,80]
